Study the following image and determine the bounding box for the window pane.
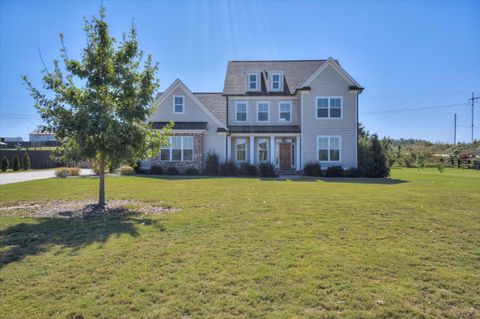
[183,136,193,149]
[317,108,328,118]
[258,140,268,150]
[237,150,246,161]
[171,137,181,148]
[330,108,341,118]
[160,149,170,161]
[319,150,328,161]
[258,112,268,121]
[272,74,279,82]
[317,98,328,107]
[330,149,340,161]
[280,112,290,121]
[280,103,290,112]
[174,105,183,113]
[330,137,340,149]
[258,103,268,112]
[249,74,256,82]
[259,150,268,161]
[175,96,183,104]
[318,137,328,149]
[237,113,246,121]
[183,149,193,161]
[172,149,181,161]
[330,98,341,108]
[237,104,246,112]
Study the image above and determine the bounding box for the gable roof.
[151,79,227,128]
[223,60,326,95]
[194,93,226,125]
[302,58,363,89]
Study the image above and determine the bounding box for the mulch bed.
[0,200,179,218]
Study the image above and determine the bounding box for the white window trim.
[160,136,194,162]
[278,101,292,123]
[235,101,248,122]
[256,101,270,123]
[270,73,283,92]
[257,138,269,163]
[246,72,260,92]
[315,96,343,119]
[173,95,185,114]
[316,136,341,163]
[235,138,247,162]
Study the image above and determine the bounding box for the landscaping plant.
[22,153,31,170]
[12,155,20,171]
[1,156,8,172]
[119,165,135,176]
[205,152,219,175]
[259,162,276,177]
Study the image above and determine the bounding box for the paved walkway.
[0,169,92,185]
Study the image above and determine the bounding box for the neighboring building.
[147,58,363,173]
[0,137,22,142]
[29,131,57,143]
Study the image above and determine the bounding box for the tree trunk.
[98,156,106,207]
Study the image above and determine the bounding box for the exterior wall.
[228,97,300,126]
[149,85,227,163]
[151,132,204,173]
[301,65,358,168]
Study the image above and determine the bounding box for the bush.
[119,165,135,175]
[303,162,322,177]
[22,153,31,170]
[359,134,390,178]
[68,167,81,176]
[1,156,8,172]
[344,167,365,177]
[325,165,344,177]
[91,160,110,176]
[185,167,199,175]
[205,152,219,175]
[219,161,238,176]
[239,163,258,176]
[55,167,81,177]
[166,166,179,175]
[12,155,20,171]
[150,165,163,175]
[259,162,276,177]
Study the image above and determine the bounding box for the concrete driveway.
[0,169,92,185]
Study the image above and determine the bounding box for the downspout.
[225,95,229,161]
[356,91,359,168]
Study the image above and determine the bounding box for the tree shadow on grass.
[260,177,408,185]
[0,208,164,269]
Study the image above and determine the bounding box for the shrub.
[219,161,238,176]
[239,163,258,176]
[91,160,110,176]
[119,165,135,175]
[166,166,179,175]
[303,162,322,177]
[150,165,163,175]
[55,167,70,178]
[1,156,8,172]
[205,152,219,175]
[12,155,20,171]
[68,167,81,176]
[365,134,390,178]
[22,153,31,170]
[344,167,365,178]
[259,162,276,177]
[325,165,344,177]
[185,167,199,175]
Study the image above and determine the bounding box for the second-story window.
[279,102,291,122]
[235,102,248,122]
[316,97,342,119]
[173,95,184,114]
[246,73,259,91]
[270,73,283,91]
[257,102,269,122]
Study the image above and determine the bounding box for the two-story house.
[147,58,363,173]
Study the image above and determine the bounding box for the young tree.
[12,155,20,171]
[1,156,9,172]
[23,8,171,207]
[366,134,390,178]
[22,153,31,170]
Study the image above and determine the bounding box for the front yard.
[0,168,479,318]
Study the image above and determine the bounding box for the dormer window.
[173,95,184,114]
[270,73,283,91]
[246,72,260,91]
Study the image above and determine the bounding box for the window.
[317,136,341,162]
[236,138,247,161]
[235,102,248,122]
[246,73,260,91]
[257,138,268,162]
[316,97,342,118]
[160,136,193,161]
[270,73,283,91]
[279,102,291,122]
[173,95,184,114]
[257,102,269,122]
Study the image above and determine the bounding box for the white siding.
[302,65,358,168]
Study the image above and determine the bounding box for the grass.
[0,168,479,318]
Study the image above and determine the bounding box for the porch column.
[270,136,276,167]
[249,135,255,164]
[296,136,301,170]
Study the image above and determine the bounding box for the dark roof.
[223,60,326,95]
[221,125,301,134]
[151,122,208,130]
[193,93,227,125]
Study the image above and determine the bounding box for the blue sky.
[1,0,479,143]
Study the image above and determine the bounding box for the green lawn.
[0,168,479,318]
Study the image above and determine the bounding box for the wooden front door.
[279,143,291,169]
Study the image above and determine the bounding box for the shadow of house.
[0,209,164,269]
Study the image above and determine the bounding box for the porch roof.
[219,125,301,134]
[151,122,208,130]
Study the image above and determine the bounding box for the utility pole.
[454,113,457,145]
[469,92,480,142]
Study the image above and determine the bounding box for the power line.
[360,103,465,115]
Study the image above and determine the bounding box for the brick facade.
[151,132,204,173]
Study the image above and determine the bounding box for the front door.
[279,143,291,169]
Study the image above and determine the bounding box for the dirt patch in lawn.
[0,200,179,218]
